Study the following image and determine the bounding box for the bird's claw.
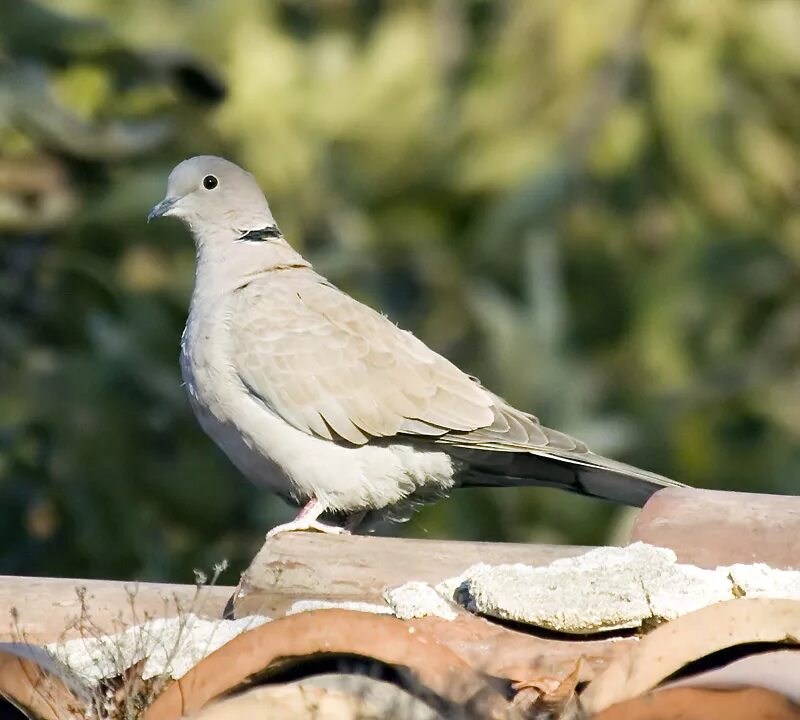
[266,518,349,539]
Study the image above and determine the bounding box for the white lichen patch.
[285,599,394,616]
[383,581,458,621]
[727,563,800,600]
[428,543,800,634]
[639,551,733,621]
[46,613,270,684]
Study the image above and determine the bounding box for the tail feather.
[450,446,684,508]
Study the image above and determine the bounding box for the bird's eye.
[202,175,218,190]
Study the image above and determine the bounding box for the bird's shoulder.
[232,269,451,367]
[228,269,500,444]
[229,270,589,452]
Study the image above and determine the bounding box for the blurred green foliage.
[1,0,800,582]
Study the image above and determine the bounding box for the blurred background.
[1,0,800,583]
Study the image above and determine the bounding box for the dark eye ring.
[203,175,218,190]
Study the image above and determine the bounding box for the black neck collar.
[238,225,283,242]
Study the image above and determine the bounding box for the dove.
[148,156,684,536]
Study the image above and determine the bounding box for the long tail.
[451,447,684,507]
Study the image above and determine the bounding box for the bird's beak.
[147,197,178,223]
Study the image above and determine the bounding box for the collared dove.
[149,156,684,536]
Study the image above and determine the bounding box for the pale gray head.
[148,156,308,290]
[148,156,276,237]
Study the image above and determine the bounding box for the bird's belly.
[195,398,292,493]
[233,395,458,513]
[180,317,457,514]
[185,369,455,512]
[181,355,290,497]
[293,438,457,513]
[220,410,457,513]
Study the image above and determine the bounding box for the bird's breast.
[180,297,236,424]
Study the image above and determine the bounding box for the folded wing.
[230,269,682,506]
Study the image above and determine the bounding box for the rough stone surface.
[433,543,800,634]
[440,544,680,633]
[46,613,270,683]
[186,675,445,719]
[383,581,458,621]
[728,564,800,601]
[300,674,445,719]
[286,599,393,616]
[645,556,733,621]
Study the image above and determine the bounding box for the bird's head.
[148,156,307,288]
[148,156,276,238]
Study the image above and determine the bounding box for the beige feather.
[231,270,496,445]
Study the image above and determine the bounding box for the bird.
[148,155,685,537]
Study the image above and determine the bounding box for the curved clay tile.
[593,686,800,720]
[581,598,800,714]
[630,487,800,570]
[0,643,87,720]
[142,609,511,720]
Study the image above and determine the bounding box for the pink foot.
[265,497,349,539]
[266,517,348,539]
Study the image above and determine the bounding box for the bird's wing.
[230,270,506,445]
[229,270,682,505]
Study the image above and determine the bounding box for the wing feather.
[230,269,596,461]
[230,271,495,445]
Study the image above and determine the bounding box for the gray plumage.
[149,156,684,534]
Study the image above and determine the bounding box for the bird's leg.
[265,498,349,539]
[344,510,368,533]
[296,497,322,520]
